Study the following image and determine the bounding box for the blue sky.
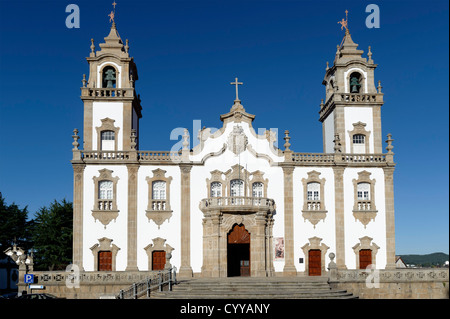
[0,0,448,255]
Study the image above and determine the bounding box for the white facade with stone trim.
[71,21,396,278]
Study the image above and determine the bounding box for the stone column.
[333,166,347,269]
[72,164,85,271]
[282,166,297,276]
[179,164,193,278]
[126,164,139,271]
[383,167,396,269]
[252,211,267,277]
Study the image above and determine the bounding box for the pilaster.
[125,164,139,271]
[282,166,297,276]
[179,164,193,278]
[333,166,347,269]
[383,167,396,269]
[72,163,85,271]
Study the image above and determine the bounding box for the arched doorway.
[227,224,250,277]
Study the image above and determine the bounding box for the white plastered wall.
[323,111,335,153]
[136,166,181,271]
[292,167,336,273]
[343,167,387,269]
[83,165,129,271]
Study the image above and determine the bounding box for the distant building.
[395,256,407,268]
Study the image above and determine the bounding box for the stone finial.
[283,130,291,151]
[130,129,137,150]
[333,133,342,153]
[182,128,190,151]
[377,80,383,93]
[90,38,95,57]
[320,99,324,109]
[82,74,87,88]
[368,46,373,64]
[327,252,337,280]
[386,133,394,154]
[326,61,329,71]
[72,129,80,150]
[125,39,129,53]
[130,74,134,88]
[386,133,394,163]
[335,44,340,61]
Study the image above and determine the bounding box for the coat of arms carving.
[227,125,248,155]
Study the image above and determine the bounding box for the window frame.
[92,169,119,228]
[301,171,327,228]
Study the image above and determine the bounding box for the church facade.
[71,20,396,279]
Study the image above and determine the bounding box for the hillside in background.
[400,252,449,267]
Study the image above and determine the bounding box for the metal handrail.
[117,267,177,299]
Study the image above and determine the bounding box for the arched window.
[307,182,320,201]
[210,182,222,197]
[152,181,166,200]
[252,182,263,198]
[98,180,113,211]
[349,72,361,93]
[230,179,244,197]
[99,180,113,200]
[102,66,117,88]
[357,182,370,200]
[100,130,115,151]
[352,134,366,154]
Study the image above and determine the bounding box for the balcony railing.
[200,196,275,212]
[97,200,113,211]
[355,200,373,211]
[77,150,390,165]
[138,151,181,162]
[306,200,322,211]
[83,151,130,160]
[291,153,334,163]
[150,200,168,211]
[81,87,135,99]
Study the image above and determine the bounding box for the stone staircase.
[149,276,357,299]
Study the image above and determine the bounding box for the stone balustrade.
[306,200,322,210]
[97,200,113,211]
[76,150,391,166]
[138,151,181,162]
[81,87,135,99]
[200,196,276,212]
[150,200,167,211]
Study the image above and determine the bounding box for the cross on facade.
[230,77,243,101]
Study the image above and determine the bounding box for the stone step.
[148,277,357,299]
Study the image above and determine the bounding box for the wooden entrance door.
[308,249,321,276]
[359,249,372,269]
[152,250,166,270]
[227,224,250,277]
[98,251,112,271]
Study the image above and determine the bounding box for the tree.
[0,192,34,255]
[31,199,73,271]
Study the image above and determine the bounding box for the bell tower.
[80,19,142,151]
[319,12,384,154]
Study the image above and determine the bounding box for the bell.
[104,69,116,88]
[350,77,361,93]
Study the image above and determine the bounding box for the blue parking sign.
[24,274,34,284]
